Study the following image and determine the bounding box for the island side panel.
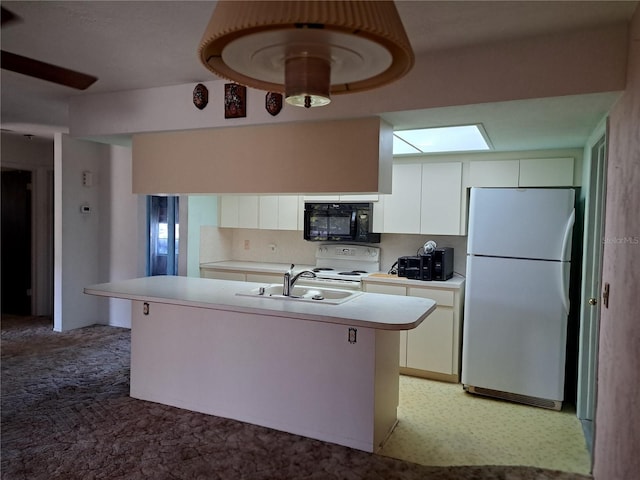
[374,329,401,449]
[130,300,395,452]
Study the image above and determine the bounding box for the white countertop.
[85,276,436,331]
[200,261,465,289]
[363,272,465,290]
[200,261,315,273]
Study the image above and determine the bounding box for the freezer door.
[467,188,575,261]
[461,255,570,401]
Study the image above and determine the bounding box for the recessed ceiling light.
[393,124,492,155]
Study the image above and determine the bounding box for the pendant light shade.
[198,1,414,108]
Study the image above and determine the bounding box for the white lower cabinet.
[200,269,245,281]
[199,268,283,284]
[363,279,464,383]
[364,283,408,367]
[245,273,283,284]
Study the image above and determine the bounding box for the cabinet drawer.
[246,273,283,284]
[200,270,245,281]
[364,283,406,296]
[407,287,454,307]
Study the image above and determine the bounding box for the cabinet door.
[406,307,454,374]
[219,196,239,227]
[382,163,422,233]
[238,196,259,228]
[246,273,283,284]
[468,160,519,187]
[363,282,408,366]
[420,162,462,235]
[259,196,279,230]
[200,269,245,281]
[519,157,574,187]
[278,196,299,230]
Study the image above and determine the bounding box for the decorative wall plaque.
[192,83,208,110]
[224,83,246,118]
[265,92,283,116]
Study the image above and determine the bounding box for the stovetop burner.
[338,270,368,276]
[304,244,381,289]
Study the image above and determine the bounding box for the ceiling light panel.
[394,124,492,155]
[392,135,421,154]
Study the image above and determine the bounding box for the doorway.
[147,195,179,276]
[577,134,608,455]
[1,169,32,315]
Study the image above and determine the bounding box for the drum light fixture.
[198,1,414,108]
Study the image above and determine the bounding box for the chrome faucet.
[283,264,316,296]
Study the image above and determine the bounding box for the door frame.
[576,123,608,456]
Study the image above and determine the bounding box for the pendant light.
[198,1,414,108]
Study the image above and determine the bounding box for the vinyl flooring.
[380,375,592,475]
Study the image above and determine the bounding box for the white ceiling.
[0,1,637,150]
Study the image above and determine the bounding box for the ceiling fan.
[1,7,97,90]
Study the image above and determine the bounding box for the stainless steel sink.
[236,284,362,305]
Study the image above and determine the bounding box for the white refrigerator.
[461,188,575,409]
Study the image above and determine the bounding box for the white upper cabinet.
[338,194,379,202]
[220,157,575,232]
[303,195,340,201]
[468,160,520,187]
[303,194,379,202]
[380,162,464,235]
[467,158,575,188]
[237,196,259,229]
[219,195,259,228]
[219,196,239,227]
[259,196,279,230]
[421,162,463,235]
[218,195,306,231]
[519,157,574,186]
[381,163,422,234]
[277,196,300,230]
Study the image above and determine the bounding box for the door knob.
[588,297,597,306]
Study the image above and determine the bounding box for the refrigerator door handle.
[559,210,574,315]
[560,262,570,315]
[561,209,575,261]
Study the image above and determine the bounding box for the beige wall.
[69,23,628,139]
[593,6,640,480]
[131,117,392,194]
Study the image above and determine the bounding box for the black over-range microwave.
[303,202,380,243]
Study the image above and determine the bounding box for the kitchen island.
[84,276,436,452]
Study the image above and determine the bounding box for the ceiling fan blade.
[1,50,98,90]
[1,7,21,26]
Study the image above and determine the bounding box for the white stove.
[297,244,380,290]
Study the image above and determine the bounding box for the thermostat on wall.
[80,204,91,214]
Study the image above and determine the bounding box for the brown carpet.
[1,315,592,480]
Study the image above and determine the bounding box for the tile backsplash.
[200,227,468,277]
